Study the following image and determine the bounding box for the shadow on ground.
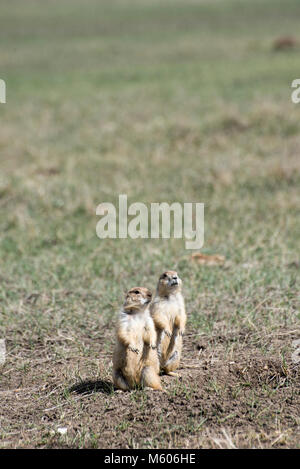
[69,379,114,395]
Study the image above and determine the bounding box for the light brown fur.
[112,287,163,391]
[150,271,186,376]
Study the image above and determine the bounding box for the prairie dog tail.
[141,366,163,391]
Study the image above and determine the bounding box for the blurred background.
[1,0,299,328]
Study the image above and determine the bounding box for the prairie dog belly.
[117,312,147,385]
[158,326,182,364]
[153,294,185,370]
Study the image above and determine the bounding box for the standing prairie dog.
[112,287,163,391]
[150,271,186,377]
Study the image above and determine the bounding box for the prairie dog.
[150,271,186,377]
[112,287,162,391]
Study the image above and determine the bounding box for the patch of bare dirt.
[0,328,299,448]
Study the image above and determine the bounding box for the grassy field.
[0,0,299,449]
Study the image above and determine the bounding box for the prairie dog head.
[157,270,182,297]
[123,287,152,314]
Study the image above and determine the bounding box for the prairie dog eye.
[133,290,140,295]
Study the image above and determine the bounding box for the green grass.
[0,0,299,449]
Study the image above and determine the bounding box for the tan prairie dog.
[150,271,186,377]
[112,287,163,391]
